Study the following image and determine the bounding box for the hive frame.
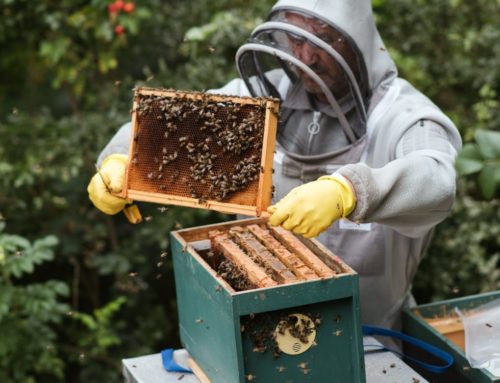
[122,87,279,216]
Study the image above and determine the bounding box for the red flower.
[107,3,119,14]
[114,25,125,36]
[114,0,125,10]
[123,2,135,13]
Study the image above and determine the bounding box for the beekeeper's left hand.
[267,175,356,238]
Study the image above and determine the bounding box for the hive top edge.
[132,86,281,104]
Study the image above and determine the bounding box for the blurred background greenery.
[0,0,498,381]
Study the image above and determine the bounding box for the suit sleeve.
[338,120,460,238]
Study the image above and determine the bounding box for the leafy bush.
[0,108,231,381]
[0,223,69,382]
[373,0,499,303]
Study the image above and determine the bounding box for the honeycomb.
[124,87,279,215]
[207,222,340,291]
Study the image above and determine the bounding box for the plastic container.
[456,298,500,377]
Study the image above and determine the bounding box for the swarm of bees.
[276,315,315,344]
[132,90,267,202]
[240,310,322,359]
[216,259,252,291]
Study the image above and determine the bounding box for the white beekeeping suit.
[220,0,462,329]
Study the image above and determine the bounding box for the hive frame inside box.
[123,87,279,216]
[170,218,366,383]
[403,290,500,383]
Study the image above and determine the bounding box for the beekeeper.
[88,0,462,330]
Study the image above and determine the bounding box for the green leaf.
[475,130,500,160]
[39,37,71,65]
[95,21,113,41]
[458,143,482,160]
[72,311,98,330]
[478,164,499,199]
[47,280,70,296]
[455,157,483,176]
[33,235,59,249]
[455,144,484,176]
[98,53,118,74]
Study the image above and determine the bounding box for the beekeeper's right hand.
[87,154,132,215]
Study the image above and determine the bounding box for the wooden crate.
[170,218,366,383]
[122,87,279,216]
[403,291,500,383]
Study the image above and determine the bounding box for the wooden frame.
[122,87,279,216]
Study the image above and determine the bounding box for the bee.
[245,374,256,382]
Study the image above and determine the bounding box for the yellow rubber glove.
[267,175,356,238]
[87,154,134,216]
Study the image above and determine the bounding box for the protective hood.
[236,0,398,143]
[270,0,397,91]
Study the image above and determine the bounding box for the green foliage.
[374,0,500,134]
[413,195,500,302]
[0,223,69,382]
[0,0,151,113]
[456,130,500,199]
[373,0,500,303]
[0,0,498,381]
[1,228,57,279]
[71,297,127,353]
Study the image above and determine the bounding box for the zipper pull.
[307,111,321,153]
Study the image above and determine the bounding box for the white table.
[122,336,429,383]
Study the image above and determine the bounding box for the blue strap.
[362,325,454,374]
[160,348,193,373]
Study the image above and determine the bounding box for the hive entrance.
[124,87,279,216]
[199,222,340,291]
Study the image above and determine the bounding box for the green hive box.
[403,290,500,383]
[170,218,365,383]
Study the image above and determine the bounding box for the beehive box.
[170,218,366,383]
[122,87,279,216]
[403,290,500,383]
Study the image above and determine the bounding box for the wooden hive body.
[123,87,279,216]
[170,218,366,383]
